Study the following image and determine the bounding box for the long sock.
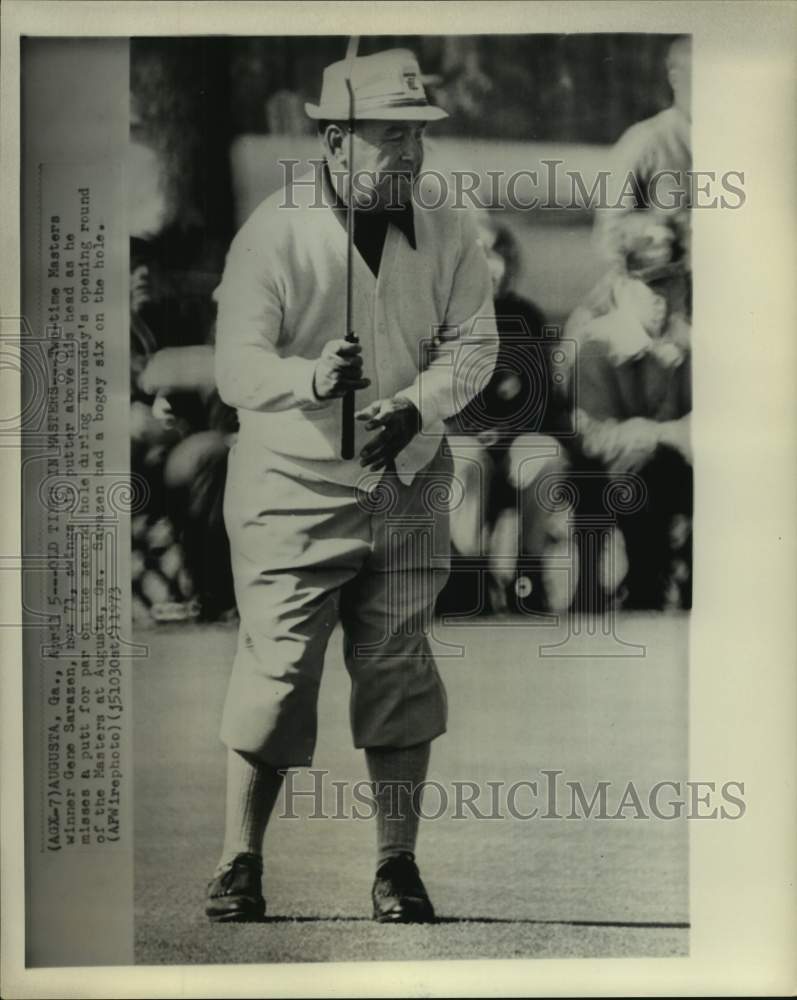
[216,748,284,873]
[365,741,431,868]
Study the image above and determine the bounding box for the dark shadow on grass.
[251,916,689,929]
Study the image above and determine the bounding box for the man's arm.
[213,233,320,412]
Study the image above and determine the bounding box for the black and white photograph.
[2,2,795,997]
[129,28,695,964]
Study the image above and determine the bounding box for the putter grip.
[341,389,355,459]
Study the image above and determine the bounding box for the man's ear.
[322,122,347,166]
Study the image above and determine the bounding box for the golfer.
[207,48,497,923]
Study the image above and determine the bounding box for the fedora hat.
[305,48,448,122]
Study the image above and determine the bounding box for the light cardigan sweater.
[214,172,497,487]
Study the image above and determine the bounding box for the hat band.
[321,93,432,113]
[353,94,430,109]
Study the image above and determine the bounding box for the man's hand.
[602,418,661,473]
[658,415,692,464]
[578,410,661,474]
[313,340,370,400]
[356,397,422,471]
[138,345,217,398]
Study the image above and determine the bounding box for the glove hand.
[356,397,422,471]
[313,340,370,400]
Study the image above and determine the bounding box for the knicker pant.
[220,444,453,768]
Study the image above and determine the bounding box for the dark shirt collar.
[322,162,416,251]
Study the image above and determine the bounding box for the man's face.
[667,40,692,117]
[326,119,427,210]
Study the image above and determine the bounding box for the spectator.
[130,235,238,624]
[565,211,692,609]
[593,35,692,270]
[440,216,573,615]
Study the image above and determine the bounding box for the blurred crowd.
[130,237,237,626]
[130,37,692,625]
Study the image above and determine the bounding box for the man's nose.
[400,133,423,167]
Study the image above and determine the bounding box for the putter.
[341,35,360,460]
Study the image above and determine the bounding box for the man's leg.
[341,448,452,922]
[618,449,692,609]
[342,579,447,900]
[343,582,445,925]
[365,741,435,924]
[207,571,342,922]
[208,452,369,920]
[218,748,284,868]
[205,749,283,922]
[365,740,431,866]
